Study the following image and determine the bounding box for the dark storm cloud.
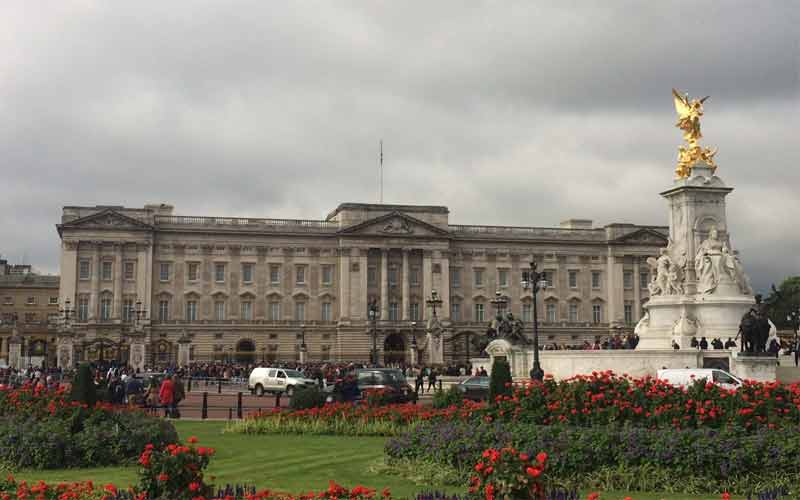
[1,1,797,291]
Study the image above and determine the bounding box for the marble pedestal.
[732,353,777,382]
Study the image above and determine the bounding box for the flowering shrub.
[136,436,215,500]
[0,384,177,469]
[486,371,800,431]
[469,447,548,500]
[387,418,800,495]
[228,400,485,436]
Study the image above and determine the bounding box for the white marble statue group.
[647,225,752,298]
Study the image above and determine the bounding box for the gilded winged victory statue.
[672,88,718,178]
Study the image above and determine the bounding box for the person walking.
[158,376,175,418]
[427,367,438,393]
[171,374,185,419]
[414,367,424,396]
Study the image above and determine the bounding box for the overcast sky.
[1,1,798,292]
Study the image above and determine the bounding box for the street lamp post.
[490,290,508,316]
[426,290,443,319]
[368,300,379,366]
[299,324,307,364]
[410,321,418,366]
[788,307,800,366]
[521,261,548,381]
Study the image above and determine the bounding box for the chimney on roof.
[144,203,174,216]
[560,219,593,230]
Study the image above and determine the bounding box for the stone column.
[177,335,192,367]
[633,260,642,321]
[439,252,450,320]
[57,336,75,370]
[60,241,79,310]
[422,251,433,320]
[90,243,101,320]
[380,249,389,320]
[113,244,123,319]
[136,243,152,317]
[129,339,146,372]
[401,249,410,320]
[339,248,351,321]
[358,249,368,320]
[8,333,22,370]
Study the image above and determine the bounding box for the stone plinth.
[129,342,146,372]
[732,353,777,382]
[7,335,22,371]
[56,336,75,370]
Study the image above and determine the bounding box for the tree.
[488,358,512,404]
[70,363,97,407]
[764,276,800,329]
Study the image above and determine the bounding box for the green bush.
[69,363,97,407]
[488,358,512,404]
[290,385,326,410]
[431,386,463,409]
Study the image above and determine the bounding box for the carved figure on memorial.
[647,248,683,296]
[725,249,753,295]
[505,312,529,345]
[672,89,718,178]
[634,310,650,337]
[695,226,725,295]
[426,313,443,341]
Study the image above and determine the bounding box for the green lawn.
[10,420,741,499]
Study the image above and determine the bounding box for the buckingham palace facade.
[56,202,667,367]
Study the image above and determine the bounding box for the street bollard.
[237,392,243,419]
[228,407,232,420]
[438,380,443,391]
[275,392,281,408]
[201,392,208,420]
[218,378,222,394]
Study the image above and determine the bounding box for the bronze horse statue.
[738,296,770,354]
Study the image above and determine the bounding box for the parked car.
[249,367,317,397]
[326,368,416,404]
[656,368,742,391]
[455,376,490,401]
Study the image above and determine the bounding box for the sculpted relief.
[646,240,685,297]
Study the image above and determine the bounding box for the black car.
[455,376,490,401]
[327,368,416,404]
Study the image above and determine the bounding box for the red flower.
[536,452,547,464]
[157,473,169,481]
[188,436,198,444]
[587,493,600,500]
[189,482,201,491]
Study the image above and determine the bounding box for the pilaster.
[380,249,389,321]
[401,249,410,320]
[422,250,433,320]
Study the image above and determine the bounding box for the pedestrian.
[699,337,708,350]
[158,376,174,418]
[171,374,185,418]
[427,367,437,393]
[415,368,424,396]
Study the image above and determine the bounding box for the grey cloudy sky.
[1,1,798,292]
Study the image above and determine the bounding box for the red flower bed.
[486,371,800,430]
[0,383,125,419]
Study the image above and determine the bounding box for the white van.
[656,368,742,391]
[248,367,317,397]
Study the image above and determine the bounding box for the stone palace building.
[55,202,667,368]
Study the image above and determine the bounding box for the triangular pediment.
[611,228,668,246]
[338,211,450,237]
[58,209,153,235]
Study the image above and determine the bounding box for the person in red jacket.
[158,376,175,418]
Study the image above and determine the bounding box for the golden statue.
[672,88,718,178]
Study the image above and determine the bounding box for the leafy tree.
[488,358,512,404]
[764,276,800,329]
[70,363,97,407]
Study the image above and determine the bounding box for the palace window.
[451,303,461,321]
[498,269,509,288]
[3,296,12,305]
[26,296,36,305]
[215,263,226,283]
[568,270,578,289]
[78,297,89,321]
[269,301,281,321]
[410,303,420,321]
[123,299,134,322]
[101,261,113,281]
[623,271,633,290]
[568,302,579,322]
[270,265,281,285]
[592,304,602,324]
[187,263,199,282]
[214,301,226,321]
[124,262,135,280]
[159,263,170,282]
[624,303,633,325]
[410,266,420,286]
[49,296,59,305]
[100,297,112,321]
[295,265,306,285]
[546,303,557,322]
[450,268,461,288]
[542,271,554,288]
[321,265,333,286]
[186,301,198,321]
[389,302,399,321]
[388,266,398,286]
[79,260,91,280]
[367,266,377,286]
[474,303,485,322]
[241,301,253,321]
[242,263,254,284]
[294,302,305,321]
[640,272,650,290]
[591,271,601,289]
[158,300,169,321]
[321,302,332,322]
[474,268,484,287]
[25,313,36,323]
[522,303,532,322]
